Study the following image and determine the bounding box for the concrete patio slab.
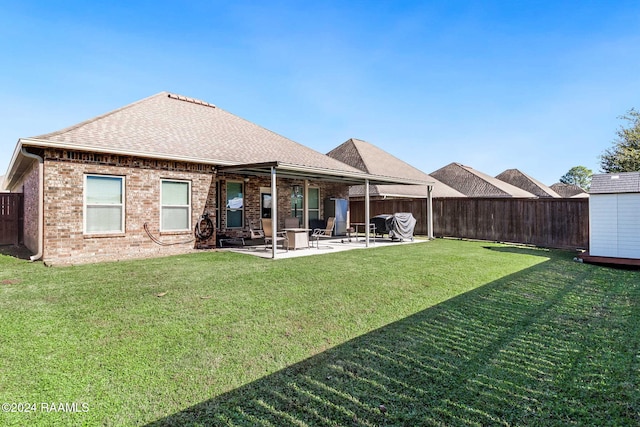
[219,236,430,259]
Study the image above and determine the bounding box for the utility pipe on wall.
[270,166,277,259]
[20,148,44,262]
[427,184,434,239]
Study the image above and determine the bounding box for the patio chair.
[248,220,265,240]
[311,217,335,249]
[261,218,288,251]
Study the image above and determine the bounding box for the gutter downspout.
[21,148,44,262]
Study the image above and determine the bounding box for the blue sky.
[2,1,639,185]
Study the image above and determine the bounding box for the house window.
[84,175,125,234]
[308,187,320,221]
[290,186,319,223]
[161,179,191,231]
[261,192,272,219]
[226,181,244,228]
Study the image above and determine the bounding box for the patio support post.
[365,178,370,247]
[427,184,434,239]
[303,179,309,230]
[271,166,277,259]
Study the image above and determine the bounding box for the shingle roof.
[430,163,536,198]
[549,182,588,198]
[29,92,363,174]
[495,169,560,198]
[590,172,640,194]
[327,138,464,198]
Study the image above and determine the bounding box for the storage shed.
[589,172,640,260]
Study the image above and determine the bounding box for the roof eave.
[377,192,430,199]
[18,136,239,164]
[4,139,31,191]
[10,139,435,187]
[218,161,435,186]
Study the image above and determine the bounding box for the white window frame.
[260,187,272,219]
[225,180,244,229]
[83,174,125,235]
[307,187,320,221]
[160,179,192,232]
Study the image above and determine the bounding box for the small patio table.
[351,223,376,243]
[283,228,310,250]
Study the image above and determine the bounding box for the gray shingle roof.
[431,163,536,198]
[496,169,560,198]
[549,182,588,198]
[327,138,464,198]
[30,92,363,174]
[590,172,640,194]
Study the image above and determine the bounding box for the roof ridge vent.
[167,93,216,108]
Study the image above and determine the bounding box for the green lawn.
[0,239,638,426]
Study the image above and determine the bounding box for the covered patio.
[217,161,435,259]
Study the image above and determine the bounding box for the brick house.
[3,92,430,264]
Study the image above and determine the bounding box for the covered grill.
[371,213,416,241]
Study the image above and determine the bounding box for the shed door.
[617,194,640,259]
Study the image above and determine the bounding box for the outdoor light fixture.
[292,184,302,218]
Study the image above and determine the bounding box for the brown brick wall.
[22,162,40,253]
[42,150,215,265]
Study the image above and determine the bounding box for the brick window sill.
[84,233,126,239]
[159,230,192,236]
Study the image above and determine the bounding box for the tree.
[600,108,640,173]
[560,166,593,190]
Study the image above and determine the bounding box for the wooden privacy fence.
[0,193,23,245]
[350,198,589,250]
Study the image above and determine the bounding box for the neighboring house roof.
[327,138,464,198]
[6,93,430,190]
[549,182,589,198]
[569,192,589,198]
[590,172,640,194]
[496,169,561,198]
[430,162,536,198]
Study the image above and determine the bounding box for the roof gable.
[327,138,464,198]
[431,163,536,198]
[328,138,429,180]
[496,169,560,198]
[590,172,640,194]
[326,139,369,173]
[549,182,588,198]
[29,92,362,174]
